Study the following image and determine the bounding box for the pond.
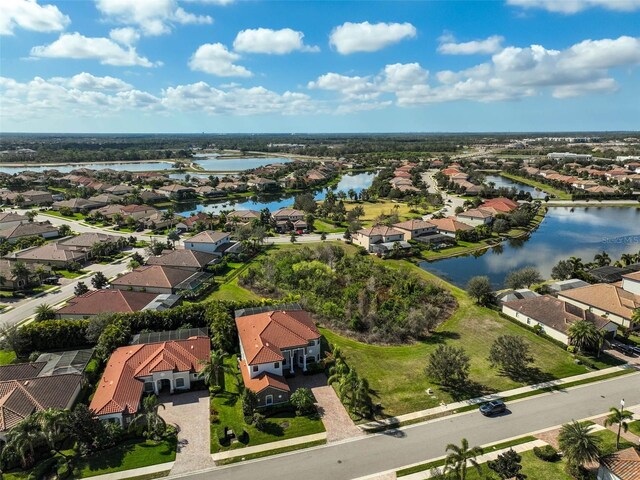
[171,171,377,216]
[420,207,640,289]
[0,161,175,174]
[484,174,546,199]
[192,155,291,172]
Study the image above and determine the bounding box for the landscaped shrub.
[533,445,559,462]
[16,320,90,358]
[217,428,228,446]
[238,429,249,444]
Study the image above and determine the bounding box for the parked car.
[43,276,59,285]
[479,400,506,416]
[612,343,637,357]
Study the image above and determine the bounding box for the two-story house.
[235,307,322,407]
[184,230,236,256]
[353,225,409,254]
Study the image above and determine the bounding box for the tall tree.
[91,271,108,289]
[466,276,494,305]
[558,421,601,470]
[129,395,166,440]
[594,251,611,267]
[488,335,533,376]
[567,320,602,355]
[198,350,233,389]
[426,345,470,387]
[444,438,484,480]
[604,406,634,449]
[4,415,43,468]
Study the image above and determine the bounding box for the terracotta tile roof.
[559,284,640,320]
[357,225,405,237]
[236,310,321,366]
[458,208,494,219]
[601,447,640,480]
[0,374,82,432]
[147,249,217,269]
[393,219,436,231]
[187,230,229,244]
[59,232,121,248]
[110,265,196,289]
[429,217,474,233]
[90,337,210,416]
[272,208,305,218]
[480,197,519,213]
[503,295,613,335]
[56,289,158,316]
[238,359,289,394]
[227,210,260,221]
[622,271,640,281]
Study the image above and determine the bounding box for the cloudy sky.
[1,0,639,133]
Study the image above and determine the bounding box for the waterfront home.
[88,193,122,205]
[0,221,59,243]
[428,217,474,237]
[90,337,210,425]
[105,184,135,195]
[558,284,640,330]
[139,189,166,204]
[235,307,322,407]
[272,208,308,232]
[456,208,494,227]
[502,295,617,345]
[158,184,196,199]
[247,177,278,191]
[120,204,160,220]
[110,265,204,294]
[175,212,216,232]
[55,289,179,319]
[479,197,519,213]
[548,278,590,294]
[226,209,261,226]
[353,225,408,253]
[392,219,437,240]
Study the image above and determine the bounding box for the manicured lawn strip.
[312,219,344,234]
[215,439,327,465]
[593,428,635,457]
[627,420,640,437]
[43,210,86,221]
[396,436,536,477]
[75,437,177,478]
[0,350,17,365]
[499,172,571,200]
[466,450,574,480]
[123,473,170,480]
[55,269,89,279]
[211,357,325,453]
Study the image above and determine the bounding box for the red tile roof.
[601,447,640,480]
[90,337,210,416]
[110,265,195,289]
[480,197,519,213]
[236,310,320,366]
[238,359,289,394]
[429,217,473,233]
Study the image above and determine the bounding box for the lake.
[484,174,546,199]
[193,155,291,172]
[420,207,640,289]
[0,161,175,174]
[171,171,377,216]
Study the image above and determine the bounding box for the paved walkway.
[360,366,628,431]
[79,462,173,480]
[211,432,327,462]
[160,390,217,475]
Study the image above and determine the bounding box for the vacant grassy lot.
[210,358,325,453]
[323,259,600,416]
[205,278,261,303]
[344,200,425,226]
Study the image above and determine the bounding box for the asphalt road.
[174,372,640,480]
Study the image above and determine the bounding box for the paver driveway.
[160,390,216,475]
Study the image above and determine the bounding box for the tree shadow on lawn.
[499,366,555,385]
[441,380,496,402]
[420,330,461,345]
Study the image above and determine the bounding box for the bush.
[533,445,559,462]
[217,428,229,446]
[238,429,249,444]
[252,413,267,431]
[56,461,71,479]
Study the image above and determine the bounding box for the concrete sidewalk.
[211,432,327,462]
[361,366,629,430]
[81,462,174,480]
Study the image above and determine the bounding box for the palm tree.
[620,253,635,266]
[444,438,484,480]
[198,350,232,389]
[594,251,611,267]
[567,319,602,355]
[5,415,43,468]
[129,395,166,440]
[604,406,634,449]
[36,409,72,462]
[35,303,56,321]
[568,256,583,273]
[558,421,601,469]
[10,261,30,289]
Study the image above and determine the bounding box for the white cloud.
[183,0,234,4]
[1,0,70,35]
[189,43,252,77]
[438,34,504,55]
[309,35,640,108]
[65,72,133,90]
[507,0,640,14]
[233,28,319,54]
[30,33,158,67]
[329,21,416,54]
[109,27,140,46]
[95,0,212,36]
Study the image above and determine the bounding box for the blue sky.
[1,0,639,133]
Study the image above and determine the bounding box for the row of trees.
[551,250,640,281]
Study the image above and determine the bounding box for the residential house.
[597,447,640,480]
[0,221,59,243]
[52,198,104,213]
[456,208,494,227]
[271,208,307,233]
[588,266,636,283]
[120,204,160,221]
[0,259,50,290]
[194,186,224,198]
[158,184,196,199]
[58,232,124,252]
[88,193,121,205]
[247,177,278,191]
[558,284,640,329]
[479,197,519,213]
[235,307,322,407]
[110,265,205,294]
[621,271,640,295]
[11,243,89,267]
[175,212,215,232]
[0,350,93,439]
[502,295,617,345]
[139,190,166,204]
[55,289,179,319]
[392,219,437,240]
[146,249,218,272]
[92,204,127,220]
[226,210,261,227]
[90,337,210,425]
[0,212,28,230]
[1,190,53,206]
[105,184,135,196]
[353,225,409,254]
[548,278,591,294]
[428,217,474,237]
[184,231,235,256]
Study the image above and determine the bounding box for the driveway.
[289,374,363,442]
[159,390,216,475]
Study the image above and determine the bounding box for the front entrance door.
[158,378,171,394]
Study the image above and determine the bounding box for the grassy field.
[0,350,16,365]
[463,450,574,480]
[211,358,325,453]
[627,420,640,437]
[500,172,572,200]
[323,259,603,417]
[344,200,425,226]
[43,210,87,221]
[54,269,88,279]
[205,278,262,302]
[312,219,344,234]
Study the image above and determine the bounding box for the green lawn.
[74,437,177,478]
[500,172,571,200]
[211,358,325,453]
[54,269,88,279]
[204,278,261,303]
[312,219,344,234]
[594,428,635,457]
[44,210,86,221]
[464,450,574,480]
[628,420,640,437]
[323,259,596,417]
[0,350,16,365]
